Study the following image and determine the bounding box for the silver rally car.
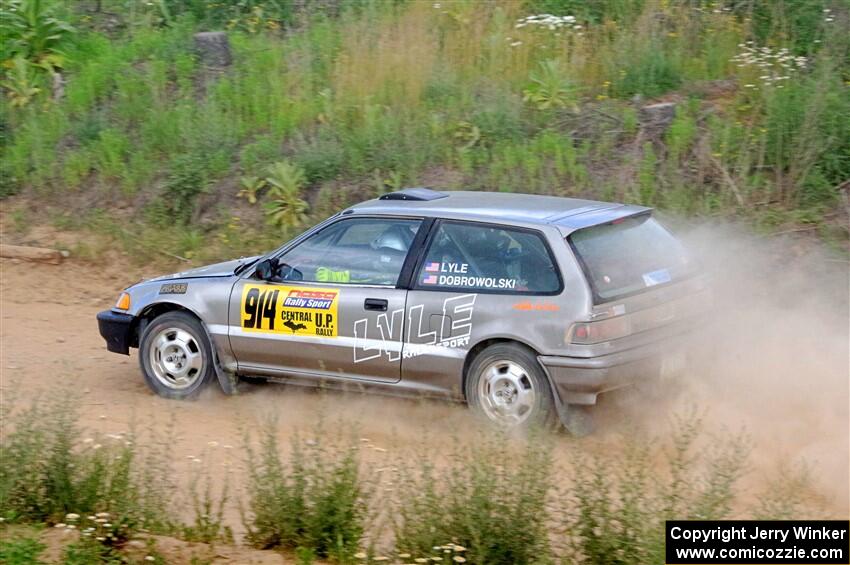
[98,188,708,430]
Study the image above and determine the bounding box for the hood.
[149,256,260,281]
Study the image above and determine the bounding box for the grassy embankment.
[2,0,848,265]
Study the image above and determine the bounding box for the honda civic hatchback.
[97,188,708,431]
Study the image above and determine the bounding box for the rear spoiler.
[551,204,652,236]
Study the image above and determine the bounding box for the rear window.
[568,214,692,302]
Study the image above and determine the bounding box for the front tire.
[139,311,216,399]
[465,343,555,429]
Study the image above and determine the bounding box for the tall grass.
[0,391,829,564]
[0,392,159,531]
[2,0,846,258]
[242,421,366,562]
[393,432,553,564]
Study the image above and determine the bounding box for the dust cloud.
[595,219,849,515]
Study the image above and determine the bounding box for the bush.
[157,152,212,225]
[291,128,346,184]
[243,422,365,562]
[394,432,553,565]
[0,536,47,565]
[0,392,170,533]
[263,160,309,231]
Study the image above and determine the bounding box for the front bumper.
[539,337,689,405]
[97,310,136,355]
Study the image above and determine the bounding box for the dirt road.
[1,224,848,540]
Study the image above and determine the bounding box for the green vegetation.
[0,0,847,262]
[393,434,553,564]
[0,535,47,565]
[243,421,365,561]
[0,393,824,564]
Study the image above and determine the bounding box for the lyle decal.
[353,294,477,363]
[241,284,338,338]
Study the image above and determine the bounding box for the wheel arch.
[132,301,203,348]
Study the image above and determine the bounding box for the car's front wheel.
[139,311,216,399]
[465,343,555,429]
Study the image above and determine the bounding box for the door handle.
[364,298,388,311]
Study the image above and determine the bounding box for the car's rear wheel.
[465,343,555,429]
[139,311,215,399]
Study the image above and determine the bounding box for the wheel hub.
[148,327,204,390]
[477,360,536,426]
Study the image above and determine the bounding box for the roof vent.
[379,188,447,201]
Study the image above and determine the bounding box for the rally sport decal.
[241,284,338,337]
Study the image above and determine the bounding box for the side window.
[276,218,422,286]
[415,222,560,294]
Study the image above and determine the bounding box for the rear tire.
[139,311,216,399]
[465,343,555,429]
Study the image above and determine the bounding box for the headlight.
[115,292,131,310]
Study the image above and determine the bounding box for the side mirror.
[254,257,278,281]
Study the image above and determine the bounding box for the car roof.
[346,189,650,230]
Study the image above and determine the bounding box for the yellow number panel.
[241,284,338,338]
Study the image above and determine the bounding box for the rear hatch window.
[568,214,692,302]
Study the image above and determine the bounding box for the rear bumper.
[97,310,136,355]
[539,337,689,405]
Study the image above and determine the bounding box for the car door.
[401,220,563,393]
[228,216,424,383]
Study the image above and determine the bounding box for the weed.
[394,432,553,565]
[238,175,266,204]
[637,141,658,205]
[1,0,76,101]
[243,422,365,562]
[159,152,212,225]
[263,161,309,231]
[565,413,751,564]
[0,393,169,532]
[181,449,234,544]
[523,59,579,111]
[0,535,47,565]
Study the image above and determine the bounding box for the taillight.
[569,315,632,344]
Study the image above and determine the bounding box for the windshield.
[568,214,692,302]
